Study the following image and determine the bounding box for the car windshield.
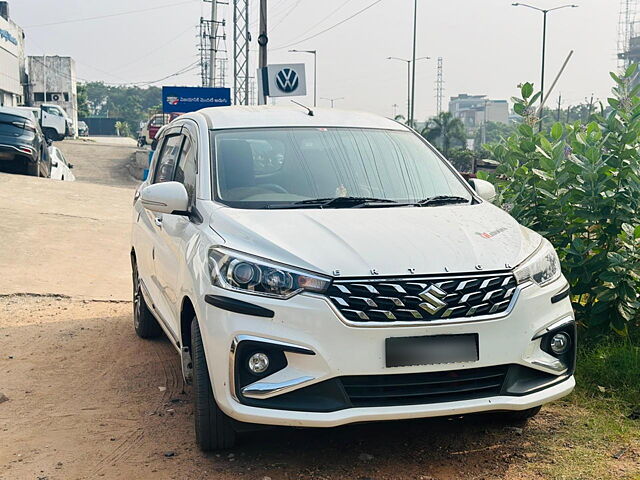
[211,127,472,209]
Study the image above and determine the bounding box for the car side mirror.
[68,163,74,169]
[469,178,496,203]
[52,161,59,167]
[140,181,189,215]
[46,138,53,146]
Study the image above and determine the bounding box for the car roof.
[189,105,408,131]
[0,106,34,120]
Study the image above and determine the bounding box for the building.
[0,1,26,106]
[27,55,78,133]
[449,94,509,130]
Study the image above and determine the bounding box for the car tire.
[191,318,237,451]
[132,262,162,339]
[499,406,541,423]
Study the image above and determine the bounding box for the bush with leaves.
[482,65,640,338]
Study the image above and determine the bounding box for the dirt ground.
[0,139,638,480]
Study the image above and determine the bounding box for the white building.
[0,1,26,106]
[449,94,509,130]
[27,55,78,134]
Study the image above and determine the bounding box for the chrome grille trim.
[326,272,520,326]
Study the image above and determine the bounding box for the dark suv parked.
[0,106,50,177]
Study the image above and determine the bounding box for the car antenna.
[290,100,314,116]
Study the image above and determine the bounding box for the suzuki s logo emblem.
[418,285,448,315]
[276,68,299,93]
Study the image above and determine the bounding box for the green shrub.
[483,65,640,338]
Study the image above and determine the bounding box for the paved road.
[0,137,137,300]
[56,136,139,188]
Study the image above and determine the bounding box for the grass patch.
[519,339,640,479]
[575,338,640,409]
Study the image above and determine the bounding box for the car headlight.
[514,238,562,287]
[208,247,331,299]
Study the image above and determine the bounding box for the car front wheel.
[191,318,237,451]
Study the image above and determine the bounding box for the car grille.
[341,365,508,407]
[327,272,517,323]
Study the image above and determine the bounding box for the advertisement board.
[162,86,231,114]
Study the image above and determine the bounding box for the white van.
[130,106,575,450]
[16,104,73,141]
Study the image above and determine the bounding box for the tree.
[79,82,162,137]
[474,121,516,150]
[446,148,479,173]
[76,84,90,118]
[420,112,467,156]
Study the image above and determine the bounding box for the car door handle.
[154,216,163,227]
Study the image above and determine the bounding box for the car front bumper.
[197,276,575,427]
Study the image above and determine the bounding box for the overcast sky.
[11,0,620,120]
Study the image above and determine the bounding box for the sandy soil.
[0,295,587,480]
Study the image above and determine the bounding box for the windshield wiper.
[267,196,405,209]
[416,195,471,207]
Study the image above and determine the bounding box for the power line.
[271,0,386,51]
[112,24,197,74]
[24,0,199,28]
[271,0,357,46]
[268,0,304,33]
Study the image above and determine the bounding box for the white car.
[131,106,575,451]
[48,146,75,181]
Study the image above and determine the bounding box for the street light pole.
[410,0,418,127]
[387,56,430,125]
[289,49,317,106]
[320,96,344,108]
[512,3,578,111]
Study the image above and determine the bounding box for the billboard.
[162,86,231,114]
[259,63,307,98]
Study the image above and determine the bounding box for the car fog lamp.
[550,332,571,355]
[248,352,269,374]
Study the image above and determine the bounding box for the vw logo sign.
[275,68,299,93]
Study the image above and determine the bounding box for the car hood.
[208,202,542,277]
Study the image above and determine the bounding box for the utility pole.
[208,0,217,87]
[257,0,268,105]
[409,0,418,127]
[42,55,47,103]
[556,93,562,121]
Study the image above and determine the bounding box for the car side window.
[174,133,197,208]
[153,134,183,184]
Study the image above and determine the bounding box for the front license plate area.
[385,334,479,367]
